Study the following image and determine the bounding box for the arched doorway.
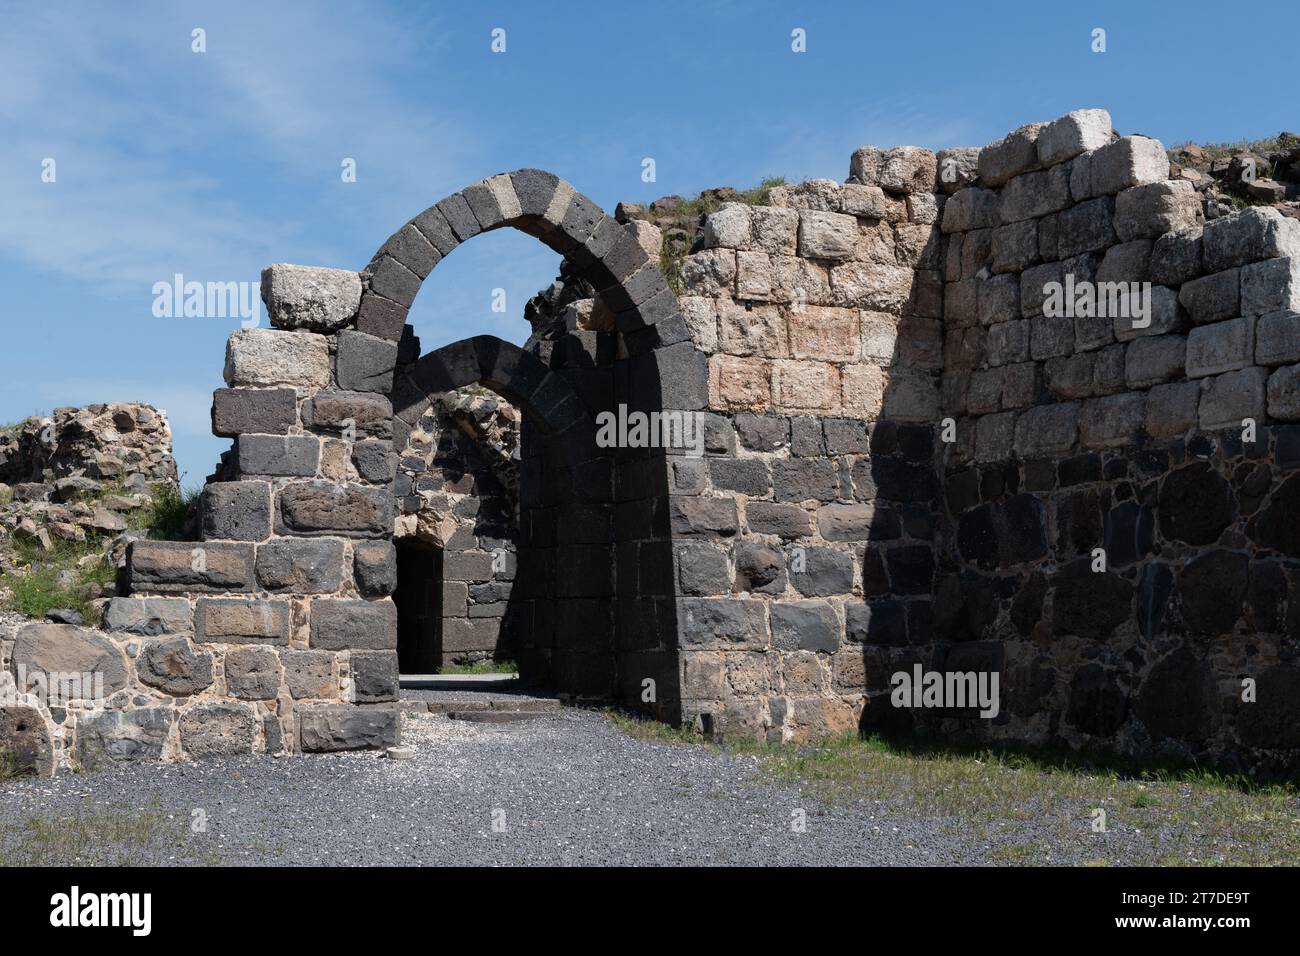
[361,171,707,718]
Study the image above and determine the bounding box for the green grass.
[0,480,198,626]
[441,659,519,675]
[652,176,786,293]
[605,709,703,744]
[0,748,20,782]
[0,799,197,866]
[2,534,117,626]
[128,482,200,540]
[605,717,1300,865]
[0,485,11,506]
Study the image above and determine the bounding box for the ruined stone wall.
[667,108,1300,771]
[105,266,405,763]
[665,154,944,742]
[932,113,1300,773]
[7,116,1299,775]
[0,403,177,487]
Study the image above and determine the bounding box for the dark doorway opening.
[395,539,442,674]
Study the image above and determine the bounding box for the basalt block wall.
[674,108,1300,774]
[6,109,1299,774]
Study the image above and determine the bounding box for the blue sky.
[1,0,1295,484]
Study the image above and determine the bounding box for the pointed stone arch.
[352,172,704,720]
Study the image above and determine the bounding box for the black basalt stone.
[1177,549,1248,636]
[1158,462,1234,546]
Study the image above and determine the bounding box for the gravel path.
[0,710,994,866]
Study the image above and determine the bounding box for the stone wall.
[664,108,1300,773]
[932,113,1300,774]
[0,403,177,487]
[6,114,1299,775]
[662,152,945,742]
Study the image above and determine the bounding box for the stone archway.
[111,169,698,761]
[353,171,704,715]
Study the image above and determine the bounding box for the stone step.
[446,710,551,724]
[424,697,561,715]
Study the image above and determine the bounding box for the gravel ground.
[0,710,1001,866]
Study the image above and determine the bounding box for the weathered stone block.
[1014,403,1078,457]
[1114,285,1180,342]
[1199,367,1267,429]
[211,387,297,437]
[669,496,739,535]
[986,320,1030,366]
[1087,136,1170,196]
[1179,268,1240,325]
[1080,393,1145,448]
[138,637,213,695]
[195,598,290,645]
[771,600,841,654]
[797,210,857,260]
[353,541,397,596]
[790,547,854,597]
[940,187,998,233]
[302,390,393,439]
[224,329,330,388]
[76,709,173,765]
[351,651,399,702]
[975,410,1017,461]
[999,166,1071,223]
[297,704,399,752]
[1057,197,1116,258]
[179,702,258,757]
[336,330,399,393]
[255,537,345,593]
[978,122,1043,188]
[1150,227,1204,286]
[744,502,812,538]
[309,599,398,650]
[678,598,769,650]
[1241,257,1300,316]
[1037,109,1112,166]
[201,480,272,541]
[1256,310,1300,366]
[1113,180,1201,242]
[236,434,320,477]
[12,623,129,696]
[262,264,361,332]
[352,440,396,484]
[826,262,914,312]
[772,360,838,411]
[1146,381,1201,437]
[701,203,753,249]
[935,147,980,194]
[1267,363,1300,421]
[680,248,736,296]
[991,219,1040,273]
[282,649,336,699]
[278,481,392,537]
[103,597,193,636]
[224,645,282,699]
[128,540,255,593]
[0,705,53,775]
[1125,334,1186,388]
[1202,206,1300,272]
[1185,316,1255,378]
